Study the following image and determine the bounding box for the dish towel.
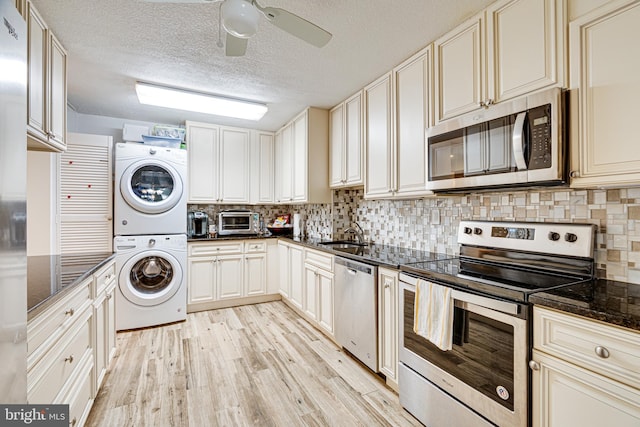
[413,279,454,351]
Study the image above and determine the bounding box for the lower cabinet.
[278,240,304,309]
[187,239,277,312]
[531,306,640,426]
[27,258,117,427]
[377,267,399,390]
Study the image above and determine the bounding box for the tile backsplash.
[190,185,640,284]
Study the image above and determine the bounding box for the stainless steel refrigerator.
[0,0,27,403]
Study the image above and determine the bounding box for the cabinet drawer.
[28,278,92,363]
[534,307,640,389]
[62,355,94,427]
[189,241,244,256]
[28,309,92,404]
[94,261,116,295]
[245,240,267,253]
[305,248,333,271]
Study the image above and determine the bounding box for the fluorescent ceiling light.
[135,82,268,121]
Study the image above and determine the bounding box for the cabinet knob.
[569,170,580,178]
[64,354,74,364]
[528,360,540,371]
[106,293,113,300]
[70,417,77,426]
[384,283,390,289]
[595,346,610,359]
[479,99,494,109]
[64,308,75,316]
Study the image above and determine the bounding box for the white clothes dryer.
[115,143,187,236]
[114,234,187,330]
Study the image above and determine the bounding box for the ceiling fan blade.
[226,33,248,56]
[256,5,332,48]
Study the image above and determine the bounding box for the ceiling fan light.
[221,0,260,38]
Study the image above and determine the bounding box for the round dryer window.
[120,159,184,214]
[119,250,183,307]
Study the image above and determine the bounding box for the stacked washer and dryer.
[113,143,188,330]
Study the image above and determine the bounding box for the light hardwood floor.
[86,301,421,426]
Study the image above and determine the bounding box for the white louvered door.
[60,133,113,253]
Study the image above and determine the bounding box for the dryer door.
[119,250,183,306]
[120,159,184,214]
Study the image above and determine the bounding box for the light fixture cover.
[135,82,268,121]
[221,0,260,38]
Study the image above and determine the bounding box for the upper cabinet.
[330,91,364,188]
[435,0,565,124]
[186,121,250,204]
[568,0,640,188]
[249,131,275,204]
[274,107,330,204]
[26,0,68,152]
[364,46,433,199]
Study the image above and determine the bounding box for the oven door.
[218,213,253,235]
[399,273,529,427]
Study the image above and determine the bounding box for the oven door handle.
[451,289,519,316]
[512,111,528,171]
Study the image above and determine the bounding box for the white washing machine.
[115,143,187,236]
[114,234,187,330]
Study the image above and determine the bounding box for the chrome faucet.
[343,222,365,245]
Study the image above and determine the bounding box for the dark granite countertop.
[188,234,280,242]
[28,252,115,320]
[529,279,640,332]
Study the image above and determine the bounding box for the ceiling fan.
[143,0,332,56]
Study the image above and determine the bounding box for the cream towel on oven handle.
[413,279,454,351]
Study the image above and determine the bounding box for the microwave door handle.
[512,112,528,170]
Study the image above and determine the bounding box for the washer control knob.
[564,233,578,243]
[548,232,560,241]
[149,148,157,155]
[463,227,473,235]
[122,220,127,225]
[149,239,156,246]
[473,227,482,235]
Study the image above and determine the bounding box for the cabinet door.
[303,265,318,321]
[216,255,244,300]
[292,111,308,202]
[364,73,395,198]
[219,127,250,203]
[48,32,67,150]
[105,284,116,368]
[187,123,219,203]
[187,258,215,304]
[345,92,364,186]
[317,269,334,335]
[289,245,304,309]
[277,242,290,298]
[569,0,640,187]
[329,103,345,187]
[378,268,398,383]
[94,294,107,389]
[394,47,431,196]
[256,132,274,203]
[276,124,293,203]
[487,0,564,103]
[27,3,47,142]
[532,351,640,427]
[435,12,484,123]
[245,253,266,296]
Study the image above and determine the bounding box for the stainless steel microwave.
[218,210,259,235]
[427,88,566,192]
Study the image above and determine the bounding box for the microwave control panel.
[528,104,552,170]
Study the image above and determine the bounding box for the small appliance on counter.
[187,211,209,238]
[218,210,260,236]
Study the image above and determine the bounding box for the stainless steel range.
[399,220,596,427]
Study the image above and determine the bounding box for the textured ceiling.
[30,0,494,131]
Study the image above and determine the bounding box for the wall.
[26,151,58,255]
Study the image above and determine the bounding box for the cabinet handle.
[106,293,113,300]
[384,283,390,289]
[70,417,77,426]
[528,360,540,371]
[64,308,75,316]
[479,99,494,109]
[594,346,610,359]
[569,170,580,178]
[64,355,74,364]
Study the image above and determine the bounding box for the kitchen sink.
[318,240,367,249]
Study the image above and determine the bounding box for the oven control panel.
[459,221,596,258]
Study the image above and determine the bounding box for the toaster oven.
[218,210,259,235]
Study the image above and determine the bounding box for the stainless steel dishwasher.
[334,256,378,372]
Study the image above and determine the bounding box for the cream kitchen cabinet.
[303,248,334,335]
[186,121,250,204]
[92,260,116,392]
[330,91,364,188]
[14,0,26,17]
[568,0,640,188]
[377,267,399,391]
[365,47,433,199]
[435,0,565,123]
[250,131,275,204]
[277,240,304,309]
[187,240,272,312]
[26,0,68,152]
[531,306,640,426]
[274,107,331,204]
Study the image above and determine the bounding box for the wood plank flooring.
[86,301,421,427]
